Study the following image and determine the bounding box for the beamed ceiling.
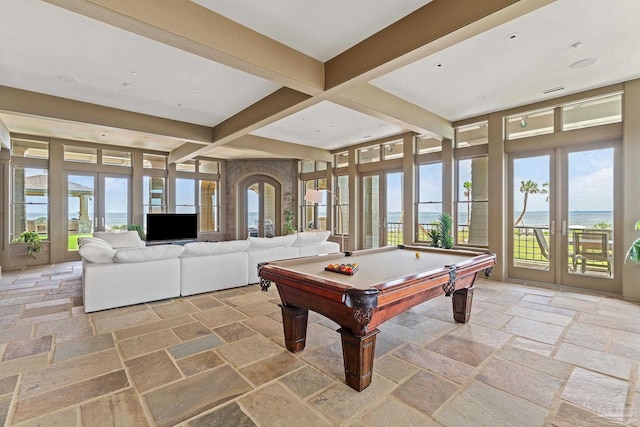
[0,0,639,160]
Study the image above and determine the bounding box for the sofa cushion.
[293,231,331,246]
[183,240,250,257]
[113,245,184,263]
[78,237,112,250]
[78,243,115,263]
[248,234,297,249]
[93,231,146,249]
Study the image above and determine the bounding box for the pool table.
[258,245,496,391]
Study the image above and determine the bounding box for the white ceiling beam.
[324,0,554,91]
[0,86,213,144]
[43,0,325,96]
[226,135,333,163]
[335,84,453,140]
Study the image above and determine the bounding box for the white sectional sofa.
[78,233,183,312]
[78,231,340,312]
[180,240,250,296]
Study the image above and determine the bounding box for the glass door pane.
[386,172,403,246]
[103,176,129,231]
[247,184,259,237]
[362,175,380,249]
[510,155,553,281]
[566,148,615,279]
[67,174,95,250]
[264,183,276,238]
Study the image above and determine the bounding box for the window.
[143,176,166,230]
[456,157,488,246]
[175,178,196,213]
[303,178,327,230]
[12,139,48,159]
[416,162,442,243]
[382,140,403,160]
[562,93,622,131]
[336,175,349,235]
[334,151,349,168]
[416,137,442,154]
[506,109,554,140]
[199,180,219,232]
[176,160,196,173]
[143,153,167,169]
[64,145,97,163]
[12,167,49,240]
[199,160,220,174]
[300,160,328,173]
[359,145,380,164]
[456,122,488,148]
[102,149,131,167]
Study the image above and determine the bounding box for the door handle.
[550,220,555,236]
[562,220,567,236]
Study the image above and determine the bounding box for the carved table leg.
[338,328,379,391]
[452,285,475,323]
[259,277,271,292]
[279,304,308,352]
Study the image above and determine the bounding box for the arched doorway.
[240,176,281,239]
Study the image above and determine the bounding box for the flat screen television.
[146,213,198,242]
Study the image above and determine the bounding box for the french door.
[245,179,278,238]
[65,173,130,253]
[508,141,621,293]
[361,171,403,248]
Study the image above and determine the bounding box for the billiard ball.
[415,252,421,258]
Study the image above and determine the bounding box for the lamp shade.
[304,188,324,204]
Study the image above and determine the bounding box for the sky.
[26,146,615,221]
[513,147,614,213]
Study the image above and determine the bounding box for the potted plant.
[12,231,42,259]
[428,213,454,249]
[127,224,145,240]
[626,220,640,262]
[282,193,297,235]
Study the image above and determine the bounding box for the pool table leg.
[452,286,475,323]
[279,304,309,352]
[339,328,379,392]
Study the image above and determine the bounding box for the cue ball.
[415,252,420,258]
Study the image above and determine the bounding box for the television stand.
[146,239,196,246]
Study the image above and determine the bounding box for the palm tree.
[463,181,472,226]
[514,180,548,227]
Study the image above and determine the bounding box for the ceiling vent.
[542,86,565,94]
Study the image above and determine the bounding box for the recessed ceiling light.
[433,63,444,68]
[127,69,137,75]
[571,42,583,49]
[192,88,200,93]
[177,103,182,107]
[570,58,598,69]
[361,135,372,139]
[57,75,80,84]
[505,33,520,41]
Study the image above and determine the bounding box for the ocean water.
[389,211,613,227]
[26,211,614,228]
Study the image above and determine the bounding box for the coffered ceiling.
[0,0,638,160]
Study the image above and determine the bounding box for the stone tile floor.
[0,262,639,426]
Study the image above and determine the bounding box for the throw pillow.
[293,231,331,246]
[93,231,145,249]
[248,234,297,249]
[183,240,250,257]
[113,245,185,263]
[78,244,115,263]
